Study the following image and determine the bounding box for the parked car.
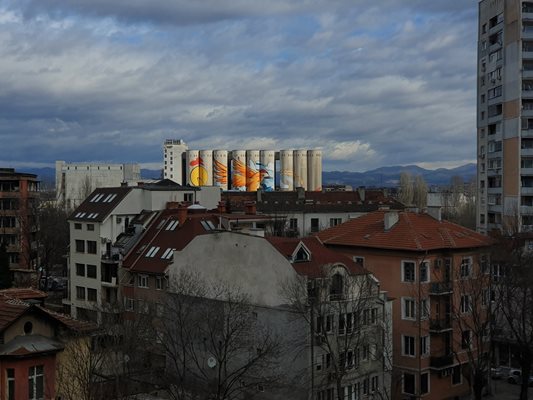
[491,367,504,380]
[507,369,533,386]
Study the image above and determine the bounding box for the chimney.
[166,201,181,210]
[384,211,399,231]
[257,188,262,203]
[244,201,257,215]
[177,205,188,225]
[297,186,305,200]
[357,187,366,202]
[427,206,442,222]
[217,201,227,214]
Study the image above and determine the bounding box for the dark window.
[87,241,97,254]
[330,274,344,299]
[88,288,97,302]
[404,372,415,395]
[452,365,462,384]
[87,264,97,279]
[403,262,415,282]
[76,286,85,300]
[75,240,85,253]
[6,368,14,400]
[87,224,95,231]
[76,263,85,277]
[28,365,44,400]
[74,223,82,230]
[310,218,319,232]
[421,372,429,394]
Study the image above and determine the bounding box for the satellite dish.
[207,357,217,369]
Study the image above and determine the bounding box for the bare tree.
[413,175,428,210]
[156,271,285,400]
[283,266,391,400]
[398,172,414,206]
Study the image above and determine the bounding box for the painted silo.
[259,150,275,191]
[186,150,201,186]
[213,150,228,190]
[199,150,213,186]
[307,149,322,191]
[246,150,260,192]
[280,150,294,191]
[293,149,308,190]
[231,150,247,191]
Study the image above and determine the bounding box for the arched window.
[330,273,344,299]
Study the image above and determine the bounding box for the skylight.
[161,248,176,259]
[165,220,179,231]
[145,246,160,258]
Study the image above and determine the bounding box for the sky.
[0,1,478,172]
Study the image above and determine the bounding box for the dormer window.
[330,273,344,300]
[295,247,310,262]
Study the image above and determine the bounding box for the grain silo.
[280,150,294,191]
[293,149,308,190]
[186,150,201,186]
[259,150,275,191]
[307,149,322,191]
[231,150,247,191]
[246,150,260,192]
[199,150,213,186]
[213,150,228,190]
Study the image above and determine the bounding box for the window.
[420,261,429,282]
[138,275,149,288]
[421,372,429,394]
[289,218,298,230]
[87,224,95,231]
[461,330,471,349]
[480,254,489,274]
[6,368,14,400]
[482,288,489,307]
[88,288,97,302]
[310,218,319,233]
[329,218,342,227]
[460,258,472,278]
[156,276,163,290]
[87,264,97,279]
[74,223,82,230]
[371,308,378,324]
[362,344,370,361]
[125,297,135,311]
[75,240,85,253]
[452,365,462,385]
[404,372,415,395]
[28,365,44,400]
[184,193,193,202]
[420,336,429,357]
[330,273,344,299]
[76,263,85,277]
[87,241,97,254]
[420,298,429,320]
[371,376,378,392]
[402,298,416,320]
[488,85,502,99]
[402,335,415,357]
[402,261,415,282]
[76,286,85,300]
[460,295,472,313]
[353,256,364,266]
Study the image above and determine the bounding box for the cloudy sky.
[0,1,478,172]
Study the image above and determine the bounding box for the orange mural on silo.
[231,158,247,190]
[214,159,228,185]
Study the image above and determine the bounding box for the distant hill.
[13,164,476,189]
[323,163,477,188]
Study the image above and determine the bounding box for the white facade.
[55,161,141,210]
[163,139,188,184]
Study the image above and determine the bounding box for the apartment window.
[156,276,163,290]
[461,330,471,349]
[362,344,370,361]
[329,218,342,227]
[75,240,85,253]
[371,376,378,392]
[76,263,85,277]
[480,255,489,274]
[488,141,502,153]
[403,372,415,395]
[125,297,135,311]
[420,262,429,282]
[87,264,97,278]
[488,85,502,100]
[6,368,14,400]
[460,258,472,278]
[87,288,97,302]
[76,286,85,300]
[371,308,378,324]
[402,261,415,282]
[421,372,429,394]
[87,224,95,231]
[487,103,502,117]
[460,295,472,313]
[452,365,462,385]
[480,94,485,103]
[74,223,82,230]
[420,336,430,357]
[489,49,502,62]
[28,365,44,400]
[420,298,429,320]
[402,335,415,357]
[402,298,416,320]
[184,193,193,202]
[482,23,487,34]
[138,275,149,288]
[310,218,319,233]
[289,218,298,230]
[87,240,97,254]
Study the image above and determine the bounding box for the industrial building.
[55,161,141,210]
[163,139,323,192]
[477,0,533,233]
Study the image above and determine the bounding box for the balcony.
[522,168,533,175]
[429,282,453,295]
[521,205,533,215]
[430,354,454,370]
[522,187,533,195]
[488,204,503,213]
[524,51,533,60]
[524,70,533,80]
[523,89,533,99]
[523,108,533,117]
[523,129,533,137]
[523,148,533,157]
[429,317,452,332]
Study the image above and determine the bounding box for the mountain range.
[15,163,477,189]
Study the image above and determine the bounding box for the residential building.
[0,289,95,400]
[0,168,40,279]
[65,180,221,321]
[55,160,141,209]
[163,139,188,184]
[317,210,493,400]
[477,0,533,233]
[223,187,403,237]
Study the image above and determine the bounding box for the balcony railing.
[429,317,452,332]
[430,354,454,369]
[429,282,453,295]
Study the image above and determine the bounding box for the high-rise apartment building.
[477,0,533,233]
[163,139,188,184]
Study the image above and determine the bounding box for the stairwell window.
[28,365,44,400]
[330,273,344,300]
[402,335,415,357]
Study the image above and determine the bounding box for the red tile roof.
[317,211,493,251]
[267,236,367,278]
[0,288,47,301]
